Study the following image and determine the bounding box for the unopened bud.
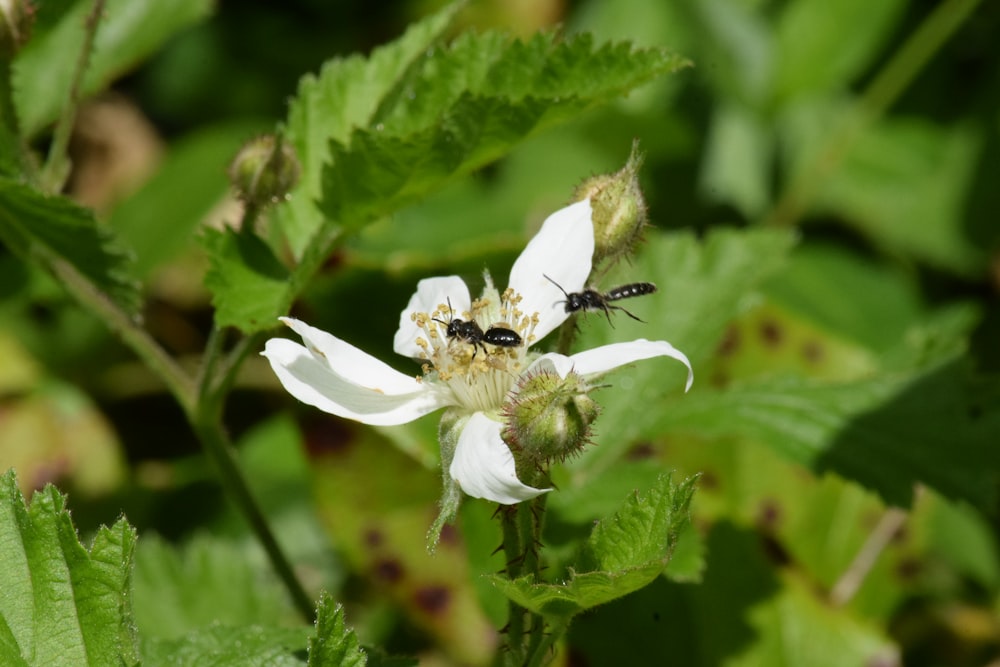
[502,369,599,470]
[572,139,648,266]
[0,0,34,56]
[228,134,300,208]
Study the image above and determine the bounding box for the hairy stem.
[761,0,981,228]
[41,0,106,193]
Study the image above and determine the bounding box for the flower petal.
[449,412,551,504]
[263,318,450,425]
[524,352,576,379]
[508,199,594,342]
[570,339,694,391]
[393,276,471,358]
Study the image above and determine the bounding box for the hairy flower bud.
[572,139,648,266]
[0,0,34,57]
[227,134,300,209]
[502,369,599,470]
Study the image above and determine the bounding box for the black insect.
[543,274,657,326]
[433,299,522,357]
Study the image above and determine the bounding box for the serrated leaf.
[0,469,139,666]
[569,522,897,665]
[491,474,697,618]
[0,178,141,318]
[132,534,295,641]
[318,32,688,233]
[14,0,213,137]
[658,357,999,512]
[275,2,462,257]
[307,593,366,667]
[201,227,290,333]
[140,624,310,667]
[588,473,698,572]
[573,228,796,470]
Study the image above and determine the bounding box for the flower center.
[411,287,539,413]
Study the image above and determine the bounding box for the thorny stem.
[760,0,981,228]
[830,505,910,607]
[500,494,549,666]
[41,0,106,193]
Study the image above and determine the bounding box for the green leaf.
[140,625,310,667]
[658,357,999,512]
[318,32,689,233]
[764,243,923,353]
[775,0,906,100]
[0,178,141,317]
[13,0,213,137]
[201,227,290,333]
[0,469,139,666]
[700,103,774,217]
[784,108,987,275]
[573,227,796,470]
[491,474,697,618]
[588,473,698,573]
[132,534,295,641]
[569,522,897,665]
[307,593,366,667]
[275,2,462,258]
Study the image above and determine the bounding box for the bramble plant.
[1,0,998,665]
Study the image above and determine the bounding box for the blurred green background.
[2,0,999,664]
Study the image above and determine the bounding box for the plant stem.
[48,255,196,414]
[191,409,316,621]
[554,315,578,356]
[0,58,33,179]
[525,617,568,667]
[41,0,106,193]
[761,0,981,228]
[830,506,909,606]
[500,495,550,666]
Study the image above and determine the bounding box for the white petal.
[263,319,450,425]
[393,276,471,358]
[570,339,694,391]
[524,352,576,379]
[508,200,594,341]
[449,412,551,505]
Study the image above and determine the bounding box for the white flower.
[262,200,693,507]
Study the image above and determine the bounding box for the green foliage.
[1,0,998,664]
[307,593,366,667]
[132,534,295,640]
[0,469,139,667]
[0,177,140,317]
[573,227,796,468]
[201,227,291,332]
[13,0,212,137]
[316,33,688,233]
[140,625,310,667]
[491,474,696,618]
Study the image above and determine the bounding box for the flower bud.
[0,0,34,57]
[227,134,300,208]
[502,369,599,470]
[572,139,648,266]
